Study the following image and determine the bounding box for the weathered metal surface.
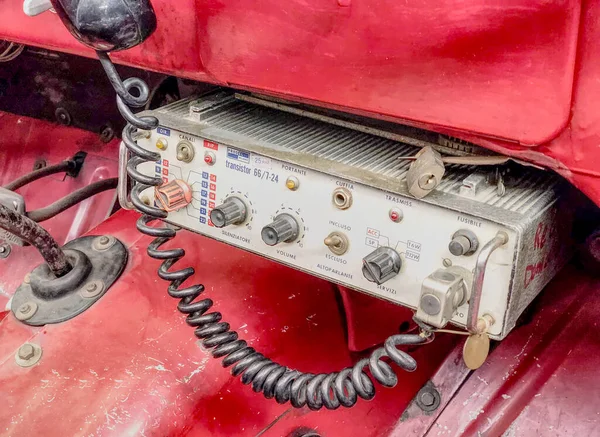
[10,235,128,325]
[4,1,600,210]
[392,264,600,436]
[0,113,598,436]
[0,112,119,309]
[0,210,457,436]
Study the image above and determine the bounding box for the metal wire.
[101,51,429,410]
[4,161,74,191]
[0,41,25,62]
[27,178,118,222]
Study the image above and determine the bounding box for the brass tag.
[463,333,490,370]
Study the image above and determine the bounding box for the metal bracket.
[10,235,128,326]
[466,231,509,333]
[118,141,135,210]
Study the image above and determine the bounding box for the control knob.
[448,229,479,256]
[362,247,402,285]
[261,214,300,246]
[210,197,247,228]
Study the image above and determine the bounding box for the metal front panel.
[138,96,575,340]
[137,129,526,338]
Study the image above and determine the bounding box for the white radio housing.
[134,93,574,340]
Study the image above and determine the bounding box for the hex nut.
[18,344,34,360]
[415,385,441,412]
[15,343,42,368]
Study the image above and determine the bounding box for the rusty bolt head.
[18,344,35,360]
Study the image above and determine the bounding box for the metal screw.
[415,386,441,412]
[443,258,452,267]
[418,173,438,190]
[419,391,435,407]
[0,244,10,258]
[100,125,115,143]
[93,235,116,251]
[55,107,72,126]
[15,301,37,321]
[32,159,47,170]
[81,280,104,298]
[18,344,35,360]
[23,273,30,284]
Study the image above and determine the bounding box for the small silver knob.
[449,230,479,256]
[210,197,247,228]
[261,214,299,246]
[362,247,402,285]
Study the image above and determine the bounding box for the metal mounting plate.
[10,235,128,326]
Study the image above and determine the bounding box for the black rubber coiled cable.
[98,51,429,410]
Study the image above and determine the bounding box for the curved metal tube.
[467,231,509,333]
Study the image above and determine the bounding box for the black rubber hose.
[0,203,71,276]
[4,161,74,191]
[27,178,118,223]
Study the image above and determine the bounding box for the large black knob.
[362,247,402,285]
[261,214,299,246]
[210,197,247,228]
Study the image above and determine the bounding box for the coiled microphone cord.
[98,51,431,410]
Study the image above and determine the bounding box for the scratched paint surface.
[0,210,457,436]
[0,113,119,309]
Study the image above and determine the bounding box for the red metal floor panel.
[0,210,458,437]
[0,113,119,309]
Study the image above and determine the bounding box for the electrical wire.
[27,178,118,223]
[0,41,25,63]
[4,161,75,191]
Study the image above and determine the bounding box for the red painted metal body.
[0,113,119,311]
[1,2,600,435]
[1,1,600,206]
[0,115,599,436]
